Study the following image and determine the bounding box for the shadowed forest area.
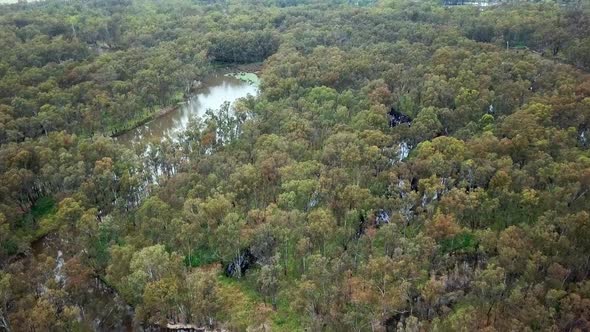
[1,0,590,331]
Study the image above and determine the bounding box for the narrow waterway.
[116,74,259,145]
[0,0,41,3]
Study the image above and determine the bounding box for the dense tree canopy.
[1,0,590,331]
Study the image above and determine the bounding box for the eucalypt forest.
[0,0,590,331]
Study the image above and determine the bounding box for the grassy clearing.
[31,196,56,220]
[217,274,303,331]
[184,247,218,267]
[3,196,58,256]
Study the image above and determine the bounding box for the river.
[116,74,259,145]
[0,0,40,3]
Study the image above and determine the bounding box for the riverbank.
[213,61,263,75]
[110,104,181,138]
[110,63,262,139]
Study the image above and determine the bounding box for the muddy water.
[116,74,259,145]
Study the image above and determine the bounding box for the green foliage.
[226,72,262,86]
[184,247,218,268]
[440,231,477,254]
[30,197,56,220]
[1,0,590,331]
[218,274,304,331]
[1,238,18,256]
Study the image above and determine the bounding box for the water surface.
[117,74,258,145]
[0,0,40,3]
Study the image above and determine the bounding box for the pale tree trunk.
[0,313,11,332]
[70,22,77,40]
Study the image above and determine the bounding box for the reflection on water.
[117,74,258,145]
[0,0,41,3]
